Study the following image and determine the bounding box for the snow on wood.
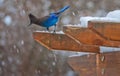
[34,30,64,34]
[100,46,120,53]
[106,10,120,19]
[80,17,120,27]
[79,10,120,27]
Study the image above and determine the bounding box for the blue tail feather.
[57,5,70,14]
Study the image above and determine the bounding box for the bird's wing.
[38,16,50,23]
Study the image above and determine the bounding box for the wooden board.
[33,32,100,53]
[68,51,120,76]
[63,26,120,47]
[88,21,120,41]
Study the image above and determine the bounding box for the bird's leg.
[53,24,56,33]
[46,27,50,32]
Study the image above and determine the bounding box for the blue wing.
[38,15,58,27]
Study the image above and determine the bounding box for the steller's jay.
[28,5,70,32]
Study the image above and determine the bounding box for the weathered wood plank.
[33,32,100,53]
[68,51,120,76]
[63,26,120,47]
[88,21,120,41]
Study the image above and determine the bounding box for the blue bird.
[28,5,70,32]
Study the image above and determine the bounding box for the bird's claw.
[53,30,56,33]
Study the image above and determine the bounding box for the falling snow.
[0,0,120,76]
[3,15,12,26]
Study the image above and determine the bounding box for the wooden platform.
[33,32,99,53]
[68,51,120,76]
[33,21,120,76]
[33,21,120,53]
[88,21,120,41]
[63,26,120,47]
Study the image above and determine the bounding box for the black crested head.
[28,13,37,26]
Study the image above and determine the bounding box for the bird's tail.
[56,5,70,14]
[28,13,37,26]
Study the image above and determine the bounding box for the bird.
[28,5,70,32]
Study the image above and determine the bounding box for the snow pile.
[106,10,120,19]
[80,10,120,27]
[80,16,120,27]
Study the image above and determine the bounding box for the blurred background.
[0,0,120,76]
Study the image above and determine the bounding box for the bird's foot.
[46,27,51,33]
[53,30,56,33]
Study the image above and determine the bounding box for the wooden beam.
[88,21,120,41]
[33,32,100,53]
[68,51,120,76]
[63,26,120,47]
